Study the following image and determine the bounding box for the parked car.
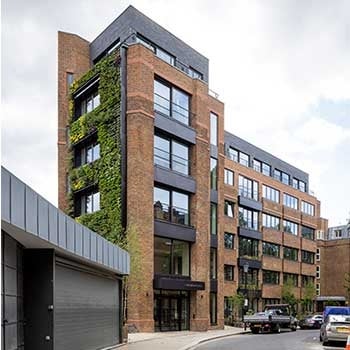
[299,315,323,329]
[320,314,350,346]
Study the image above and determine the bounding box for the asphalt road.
[195,329,346,350]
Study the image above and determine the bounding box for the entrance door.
[154,291,189,331]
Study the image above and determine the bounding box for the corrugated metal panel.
[38,196,49,240]
[25,187,38,235]
[58,211,67,249]
[10,176,25,230]
[55,263,120,350]
[66,217,75,252]
[48,204,58,244]
[83,227,90,259]
[1,168,11,222]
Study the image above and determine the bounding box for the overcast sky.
[2,0,349,226]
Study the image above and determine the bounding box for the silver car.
[320,314,350,345]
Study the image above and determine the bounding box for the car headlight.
[325,324,331,331]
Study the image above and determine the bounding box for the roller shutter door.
[55,261,119,350]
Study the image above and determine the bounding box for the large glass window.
[77,90,100,118]
[154,135,189,175]
[262,242,280,258]
[224,169,234,186]
[154,187,189,225]
[263,270,280,285]
[210,158,217,190]
[283,273,298,287]
[301,250,315,264]
[155,47,175,65]
[224,200,234,218]
[239,268,259,286]
[76,189,100,216]
[262,162,271,176]
[210,203,217,235]
[301,226,315,240]
[239,175,258,200]
[262,213,280,230]
[283,193,298,210]
[210,112,218,146]
[262,185,280,203]
[281,172,290,185]
[299,181,306,192]
[239,207,258,230]
[224,232,234,249]
[227,147,238,162]
[301,201,315,216]
[239,237,259,258]
[224,265,234,281]
[253,159,261,172]
[210,292,217,325]
[154,80,190,125]
[283,220,298,235]
[302,275,315,287]
[154,237,190,276]
[75,139,100,167]
[239,152,250,167]
[210,248,217,279]
[283,247,298,261]
[273,169,281,181]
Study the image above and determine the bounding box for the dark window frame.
[224,265,234,281]
[224,232,234,249]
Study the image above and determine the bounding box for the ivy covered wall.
[67,50,123,244]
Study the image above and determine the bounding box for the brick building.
[316,224,350,310]
[58,5,326,332]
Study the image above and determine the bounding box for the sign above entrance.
[153,276,205,291]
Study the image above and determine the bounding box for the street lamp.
[243,262,249,315]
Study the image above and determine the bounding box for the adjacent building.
[58,5,326,332]
[1,167,129,350]
[316,224,350,310]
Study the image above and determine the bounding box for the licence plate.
[336,327,350,333]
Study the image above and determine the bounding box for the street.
[195,330,346,350]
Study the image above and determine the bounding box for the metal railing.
[154,147,189,176]
[154,201,189,226]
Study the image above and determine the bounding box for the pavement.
[116,326,249,350]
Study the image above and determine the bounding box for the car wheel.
[274,324,281,333]
[322,340,329,346]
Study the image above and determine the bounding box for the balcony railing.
[238,186,259,201]
[154,201,189,226]
[154,147,189,176]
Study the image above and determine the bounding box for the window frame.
[224,232,234,249]
[224,168,234,186]
[224,265,234,281]
[224,200,235,218]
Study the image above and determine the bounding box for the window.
[263,270,280,285]
[224,297,233,320]
[224,200,234,218]
[262,242,280,258]
[210,112,218,146]
[301,226,315,240]
[155,47,175,65]
[76,189,100,216]
[316,230,324,240]
[316,248,320,261]
[188,67,203,80]
[210,203,217,235]
[302,275,314,287]
[239,152,249,167]
[299,181,306,192]
[227,147,238,162]
[283,220,298,235]
[262,162,271,176]
[210,248,217,280]
[283,273,298,287]
[301,250,315,264]
[154,79,190,125]
[239,237,259,258]
[154,135,189,175]
[154,237,190,276]
[301,201,315,216]
[281,172,290,185]
[239,207,258,230]
[283,247,298,261]
[316,283,320,296]
[224,233,234,249]
[224,169,234,186]
[67,72,74,91]
[239,267,259,286]
[262,213,280,230]
[334,229,343,238]
[77,90,100,118]
[292,178,299,189]
[253,159,261,172]
[210,158,217,190]
[283,193,298,210]
[238,175,258,200]
[273,169,281,181]
[210,292,217,325]
[74,139,100,167]
[154,187,189,225]
[224,265,234,281]
[262,185,280,203]
[316,266,320,279]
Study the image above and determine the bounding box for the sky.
[1,0,350,226]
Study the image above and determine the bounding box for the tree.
[282,278,298,315]
[344,272,350,304]
[227,293,245,322]
[301,282,316,314]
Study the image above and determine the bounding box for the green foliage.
[282,277,298,314]
[344,272,350,302]
[67,49,123,244]
[301,282,316,313]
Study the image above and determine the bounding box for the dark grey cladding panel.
[97,235,103,264]
[238,257,262,270]
[210,145,218,159]
[90,232,97,262]
[48,204,58,245]
[210,235,218,248]
[154,220,196,243]
[26,187,38,235]
[238,227,262,240]
[66,217,75,253]
[210,190,218,203]
[10,175,25,230]
[154,166,196,193]
[155,113,196,144]
[75,223,83,256]
[210,279,218,292]
[1,169,10,222]
[38,196,49,240]
[90,6,209,82]
[224,132,309,186]
[58,211,67,249]
[238,196,263,211]
[153,276,205,291]
[83,227,91,259]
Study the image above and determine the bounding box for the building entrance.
[154,290,189,331]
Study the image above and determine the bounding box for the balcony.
[238,187,262,211]
[238,226,262,240]
[238,283,262,299]
[238,256,262,270]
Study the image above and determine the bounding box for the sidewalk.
[117,326,249,350]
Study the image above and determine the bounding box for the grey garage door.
[55,261,120,350]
